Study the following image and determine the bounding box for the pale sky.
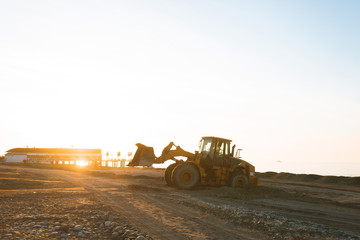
[1,1,359,176]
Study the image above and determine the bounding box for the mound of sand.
[257,172,360,187]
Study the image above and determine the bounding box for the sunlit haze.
[1,1,359,176]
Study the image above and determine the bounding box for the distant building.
[5,148,102,164]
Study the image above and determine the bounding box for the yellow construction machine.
[128,136,258,189]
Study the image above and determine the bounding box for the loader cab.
[199,137,232,168]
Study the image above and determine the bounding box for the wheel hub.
[180,171,193,184]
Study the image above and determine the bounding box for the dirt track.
[1,165,359,240]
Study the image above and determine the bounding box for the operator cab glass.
[215,141,225,157]
[235,149,242,159]
[199,138,213,153]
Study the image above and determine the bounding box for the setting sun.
[76,160,88,167]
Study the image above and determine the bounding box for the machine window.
[216,141,224,157]
[224,142,229,156]
[200,139,213,153]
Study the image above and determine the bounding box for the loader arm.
[154,146,195,164]
[128,143,195,166]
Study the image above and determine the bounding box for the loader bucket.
[127,143,156,166]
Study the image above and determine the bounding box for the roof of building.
[6,148,101,154]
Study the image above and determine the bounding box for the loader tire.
[164,163,178,187]
[172,163,200,190]
[231,174,248,187]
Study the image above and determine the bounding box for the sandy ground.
[0,164,359,240]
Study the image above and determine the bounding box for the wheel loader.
[128,136,259,189]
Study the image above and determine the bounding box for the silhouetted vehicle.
[128,136,258,189]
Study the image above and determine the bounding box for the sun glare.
[76,160,88,167]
